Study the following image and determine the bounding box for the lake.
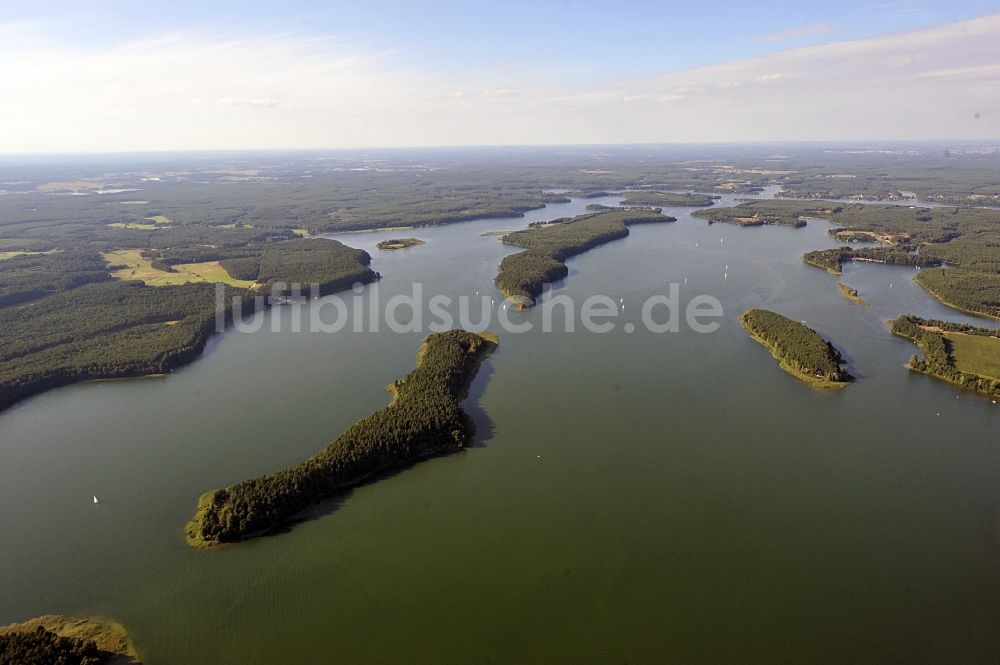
[2,194,1000,664]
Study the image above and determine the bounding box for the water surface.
[2,195,1000,664]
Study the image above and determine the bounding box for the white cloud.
[0,14,998,151]
[217,98,281,108]
[754,22,833,43]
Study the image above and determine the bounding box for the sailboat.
[93,495,100,504]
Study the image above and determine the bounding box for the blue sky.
[7,0,998,79]
[1,1,998,150]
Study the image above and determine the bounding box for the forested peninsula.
[913,269,1000,319]
[739,309,853,389]
[0,615,139,665]
[495,208,672,307]
[186,330,498,547]
[891,315,1000,396]
[803,247,940,274]
[0,239,376,413]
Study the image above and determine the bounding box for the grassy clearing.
[0,614,140,663]
[945,332,1000,380]
[0,250,56,260]
[328,225,414,235]
[185,491,224,549]
[108,222,160,230]
[104,249,257,288]
[109,215,172,230]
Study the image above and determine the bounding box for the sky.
[0,0,998,152]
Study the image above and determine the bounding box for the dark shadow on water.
[463,352,497,447]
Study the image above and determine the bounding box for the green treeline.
[618,191,715,207]
[0,250,110,308]
[0,626,102,665]
[739,309,852,387]
[186,330,498,546]
[495,209,672,306]
[914,269,1000,319]
[891,315,1000,396]
[0,237,376,412]
[0,281,253,413]
[693,200,825,228]
[803,247,940,274]
[218,238,377,295]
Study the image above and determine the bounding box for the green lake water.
[2,194,1000,663]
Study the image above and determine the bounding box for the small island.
[495,208,673,307]
[0,615,140,664]
[891,315,1000,396]
[618,191,716,207]
[739,309,853,389]
[186,329,498,547]
[837,282,868,306]
[376,237,425,250]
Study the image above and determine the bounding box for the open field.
[0,250,53,260]
[945,332,1000,380]
[108,222,161,230]
[104,249,257,287]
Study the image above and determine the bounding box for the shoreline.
[186,330,499,549]
[914,280,1000,321]
[739,313,850,390]
[837,282,868,306]
[0,614,140,664]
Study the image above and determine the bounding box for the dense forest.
[0,237,376,412]
[0,626,102,665]
[913,269,1000,319]
[2,147,996,253]
[618,191,715,207]
[186,330,498,545]
[495,208,671,306]
[802,247,941,274]
[693,200,825,228]
[218,238,377,295]
[0,281,252,412]
[739,309,852,387]
[0,250,110,308]
[891,315,1000,396]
